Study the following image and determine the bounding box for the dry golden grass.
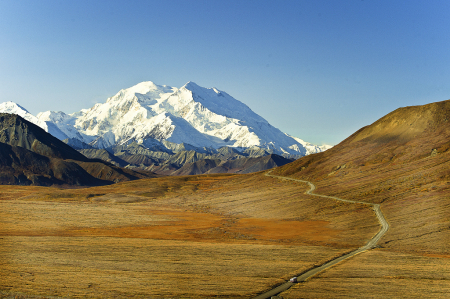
[0,236,347,299]
[270,102,450,298]
[0,172,380,298]
[278,152,450,256]
[282,249,450,298]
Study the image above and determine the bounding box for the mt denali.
[0,81,331,158]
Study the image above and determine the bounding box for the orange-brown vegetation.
[274,100,450,297]
[283,250,450,298]
[0,173,379,298]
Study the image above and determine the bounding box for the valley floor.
[2,167,449,298]
[0,173,379,298]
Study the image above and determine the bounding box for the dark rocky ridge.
[0,113,88,161]
[172,154,294,176]
[79,148,128,167]
[75,138,297,176]
[0,142,105,186]
[0,114,156,186]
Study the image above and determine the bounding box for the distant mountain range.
[0,81,332,177]
[0,81,331,155]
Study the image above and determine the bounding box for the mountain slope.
[0,114,157,186]
[271,99,450,299]
[0,141,106,186]
[0,102,71,141]
[78,148,128,167]
[275,99,450,180]
[0,113,88,161]
[171,153,294,176]
[272,99,450,256]
[171,158,222,176]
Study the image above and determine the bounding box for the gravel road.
[252,171,390,299]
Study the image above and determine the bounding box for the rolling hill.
[272,99,450,298]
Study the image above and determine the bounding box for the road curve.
[252,171,390,299]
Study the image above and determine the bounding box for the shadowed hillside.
[0,114,157,186]
[0,113,88,161]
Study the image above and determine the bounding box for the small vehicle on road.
[289,277,297,283]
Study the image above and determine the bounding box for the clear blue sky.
[1,0,449,145]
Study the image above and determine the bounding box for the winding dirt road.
[252,171,390,299]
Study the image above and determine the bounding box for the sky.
[0,0,449,145]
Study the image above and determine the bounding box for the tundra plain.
[1,173,379,298]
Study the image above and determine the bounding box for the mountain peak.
[107,81,176,104]
[0,101,41,125]
[182,81,200,90]
[129,81,159,92]
[0,101,31,114]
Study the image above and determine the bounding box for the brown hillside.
[273,99,450,298]
[275,99,450,180]
[351,99,450,144]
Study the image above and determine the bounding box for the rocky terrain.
[77,140,295,175]
[0,113,156,186]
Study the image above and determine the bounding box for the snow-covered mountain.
[0,101,71,140]
[288,135,333,155]
[0,81,332,157]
